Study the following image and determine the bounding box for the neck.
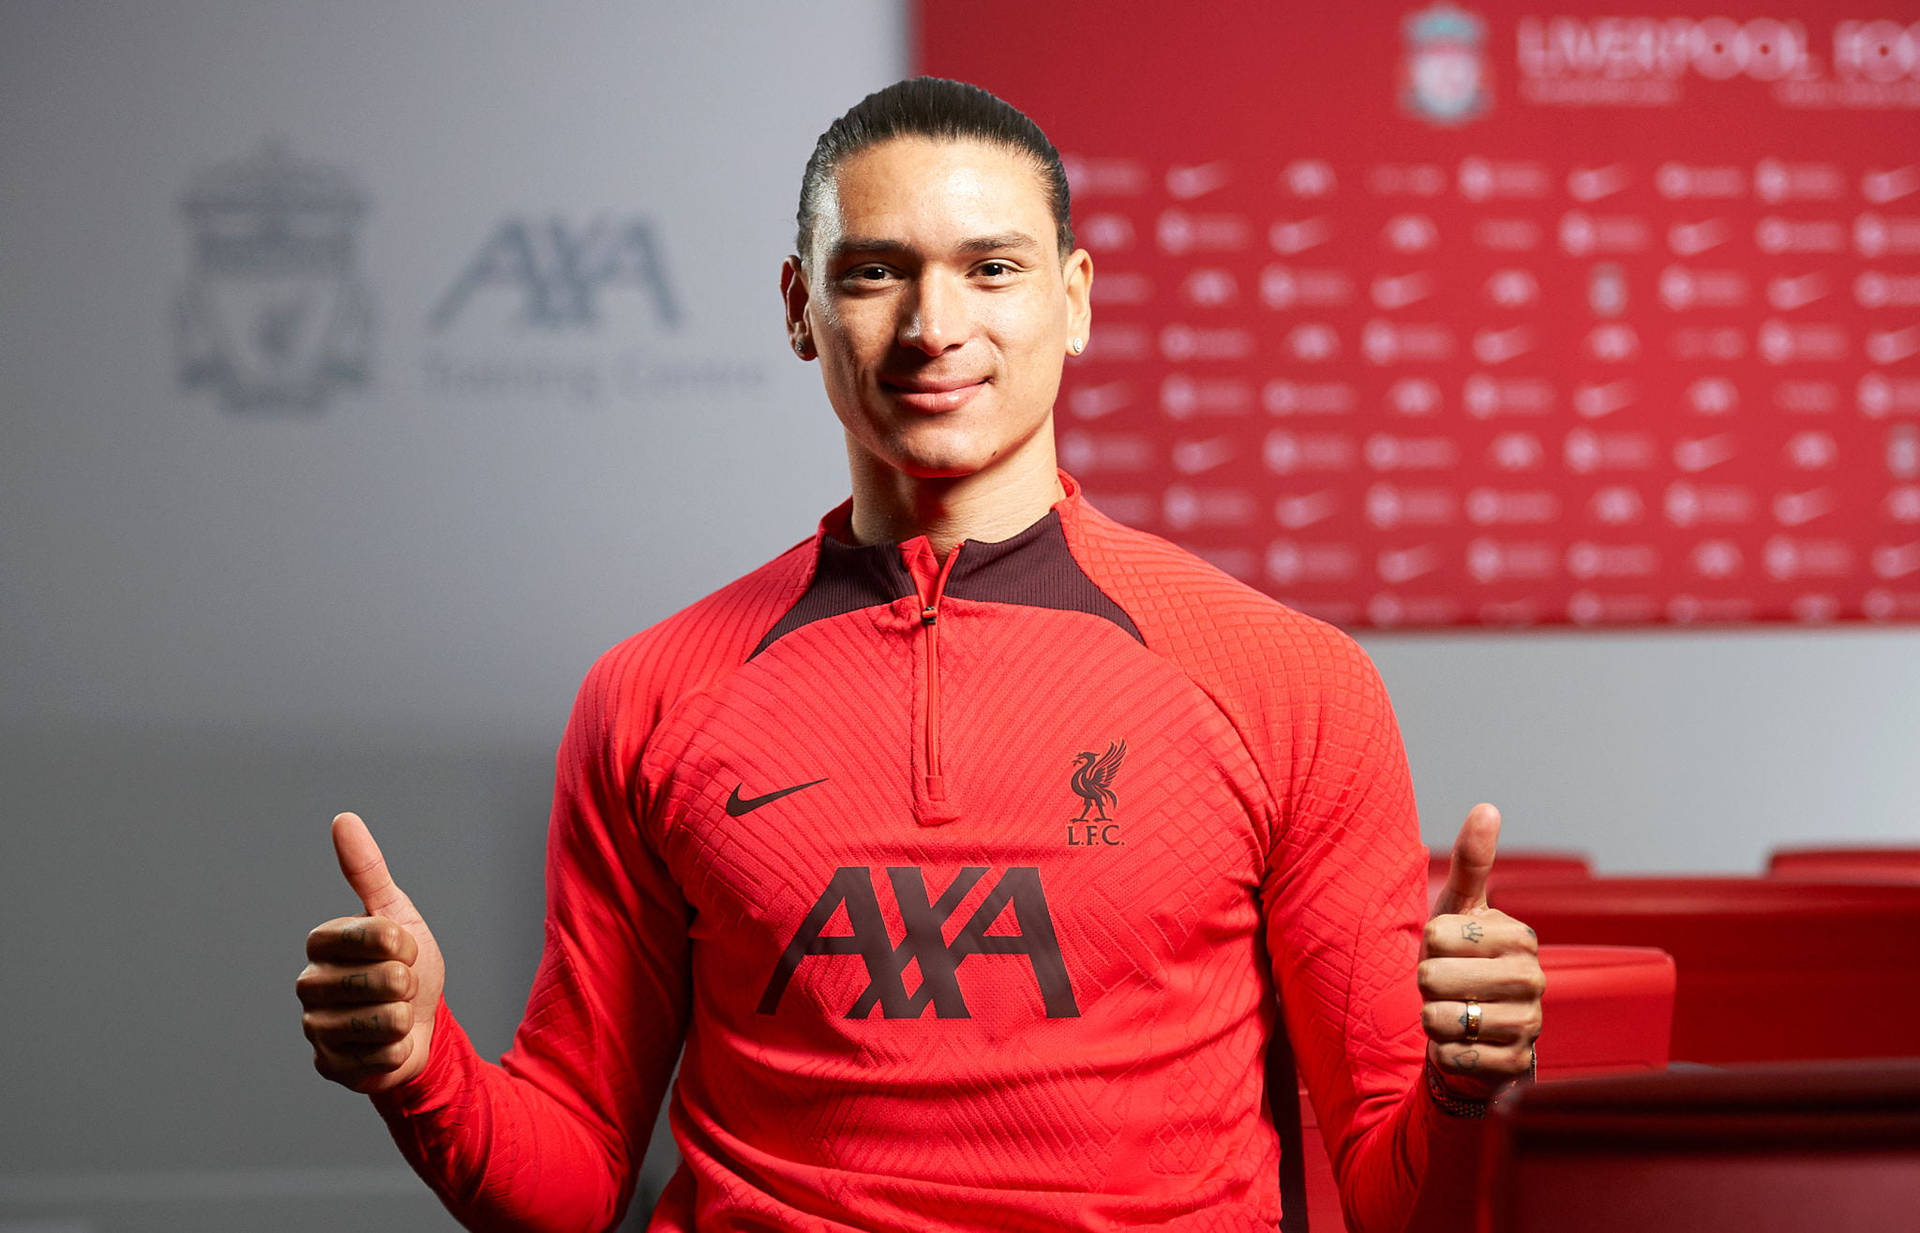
[844,434,1067,559]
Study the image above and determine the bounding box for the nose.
[898,272,967,355]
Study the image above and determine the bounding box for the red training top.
[373,472,1441,1232]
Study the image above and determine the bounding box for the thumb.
[1432,803,1501,919]
[331,811,422,926]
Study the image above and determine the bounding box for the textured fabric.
[372,471,1437,1233]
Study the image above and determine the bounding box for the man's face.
[783,137,1092,480]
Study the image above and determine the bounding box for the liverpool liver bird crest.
[1070,741,1127,821]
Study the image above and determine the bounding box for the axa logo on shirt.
[759,866,1081,1020]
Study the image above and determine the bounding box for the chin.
[873,422,1014,480]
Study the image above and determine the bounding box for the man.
[298,77,1544,1232]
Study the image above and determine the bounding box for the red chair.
[1286,944,1674,1230]
[1769,846,1920,883]
[1489,878,1920,1063]
[1530,945,1674,1080]
[1480,1059,1920,1233]
[1427,849,1591,912]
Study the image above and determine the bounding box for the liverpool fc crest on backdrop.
[1401,4,1489,126]
[176,141,373,412]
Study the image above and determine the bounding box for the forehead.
[815,137,1053,253]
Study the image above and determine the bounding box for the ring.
[1462,999,1482,1042]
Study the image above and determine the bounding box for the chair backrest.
[1533,944,1674,1080]
[1281,945,1674,1233]
[1481,1060,1920,1233]
[1427,850,1590,912]
[1489,878,1920,1063]
[1768,846,1920,883]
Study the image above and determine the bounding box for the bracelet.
[1425,1047,1537,1119]
[1425,1059,1491,1118]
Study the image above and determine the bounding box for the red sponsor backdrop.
[917,3,1920,628]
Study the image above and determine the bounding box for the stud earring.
[794,339,807,356]
[1069,337,1085,355]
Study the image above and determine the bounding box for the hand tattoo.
[1452,1048,1481,1072]
[1461,920,1485,944]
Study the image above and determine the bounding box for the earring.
[1069,337,1085,355]
[794,339,808,357]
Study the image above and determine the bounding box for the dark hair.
[795,76,1074,266]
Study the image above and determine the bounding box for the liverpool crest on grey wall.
[176,141,372,411]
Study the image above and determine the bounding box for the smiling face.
[783,137,1092,482]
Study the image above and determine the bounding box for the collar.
[752,470,1139,656]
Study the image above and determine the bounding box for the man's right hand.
[297,812,446,1094]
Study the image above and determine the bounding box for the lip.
[881,377,988,413]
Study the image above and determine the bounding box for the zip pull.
[921,604,939,625]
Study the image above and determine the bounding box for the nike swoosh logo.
[1868,327,1920,364]
[1568,164,1626,201]
[1675,434,1738,473]
[1774,488,1833,527]
[1574,381,1634,418]
[725,778,827,816]
[1068,380,1132,419]
[1474,326,1532,365]
[1864,166,1919,205]
[1768,274,1827,311]
[1275,491,1336,528]
[1874,543,1920,579]
[1270,217,1331,254]
[1669,219,1727,256]
[1372,272,1432,310]
[1377,546,1439,584]
[1167,161,1231,200]
[1172,437,1236,474]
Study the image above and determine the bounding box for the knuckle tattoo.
[1461,919,1485,944]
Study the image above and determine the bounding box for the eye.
[840,265,896,286]
[977,261,1018,278]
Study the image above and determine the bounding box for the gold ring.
[1463,999,1482,1043]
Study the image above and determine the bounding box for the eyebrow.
[829,232,1045,262]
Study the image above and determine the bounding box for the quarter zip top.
[903,539,962,826]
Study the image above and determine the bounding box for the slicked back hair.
[795,76,1074,269]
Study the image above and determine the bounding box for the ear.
[781,255,814,360]
[1061,247,1093,353]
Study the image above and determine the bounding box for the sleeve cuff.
[368,996,470,1118]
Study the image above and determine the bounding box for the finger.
[331,812,421,925]
[305,916,419,965]
[294,960,418,1008]
[302,1002,414,1047]
[1422,910,1538,959]
[1430,1039,1535,1081]
[313,1034,416,1085]
[1416,954,1547,1004]
[1421,999,1544,1046]
[1431,802,1501,919]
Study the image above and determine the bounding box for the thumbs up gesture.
[1418,804,1544,1103]
[296,813,446,1094]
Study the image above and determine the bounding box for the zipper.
[910,543,962,825]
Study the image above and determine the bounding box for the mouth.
[881,376,989,413]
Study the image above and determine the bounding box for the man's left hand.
[1418,803,1544,1102]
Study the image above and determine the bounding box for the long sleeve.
[369,646,693,1232]
[1260,631,1442,1233]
